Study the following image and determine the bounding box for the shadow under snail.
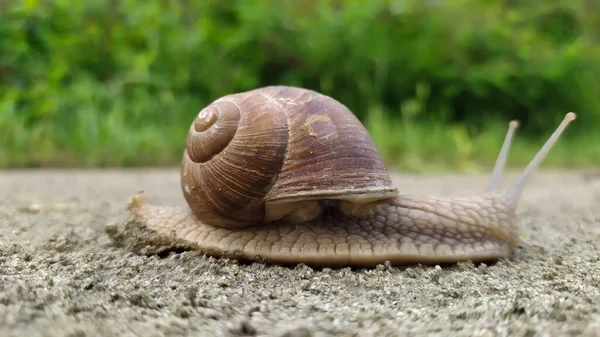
[127,85,576,267]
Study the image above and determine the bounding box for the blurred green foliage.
[1,0,599,170]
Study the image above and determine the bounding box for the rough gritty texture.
[0,169,599,337]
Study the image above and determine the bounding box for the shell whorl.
[181,92,290,228]
[186,102,241,164]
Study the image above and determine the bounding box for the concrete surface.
[0,169,598,337]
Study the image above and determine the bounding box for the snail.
[127,85,576,267]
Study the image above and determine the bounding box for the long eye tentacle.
[488,120,519,193]
[501,112,576,210]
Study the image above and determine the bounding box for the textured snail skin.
[128,192,519,267]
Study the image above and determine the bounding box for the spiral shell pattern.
[181,86,398,228]
[181,92,289,228]
[186,102,240,164]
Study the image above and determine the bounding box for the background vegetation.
[1,0,599,172]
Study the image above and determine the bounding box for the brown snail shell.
[181,86,398,228]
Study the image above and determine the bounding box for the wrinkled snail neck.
[466,111,576,252]
[366,112,576,255]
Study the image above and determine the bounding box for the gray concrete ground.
[0,169,598,337]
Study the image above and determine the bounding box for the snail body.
[128,86,576,267]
